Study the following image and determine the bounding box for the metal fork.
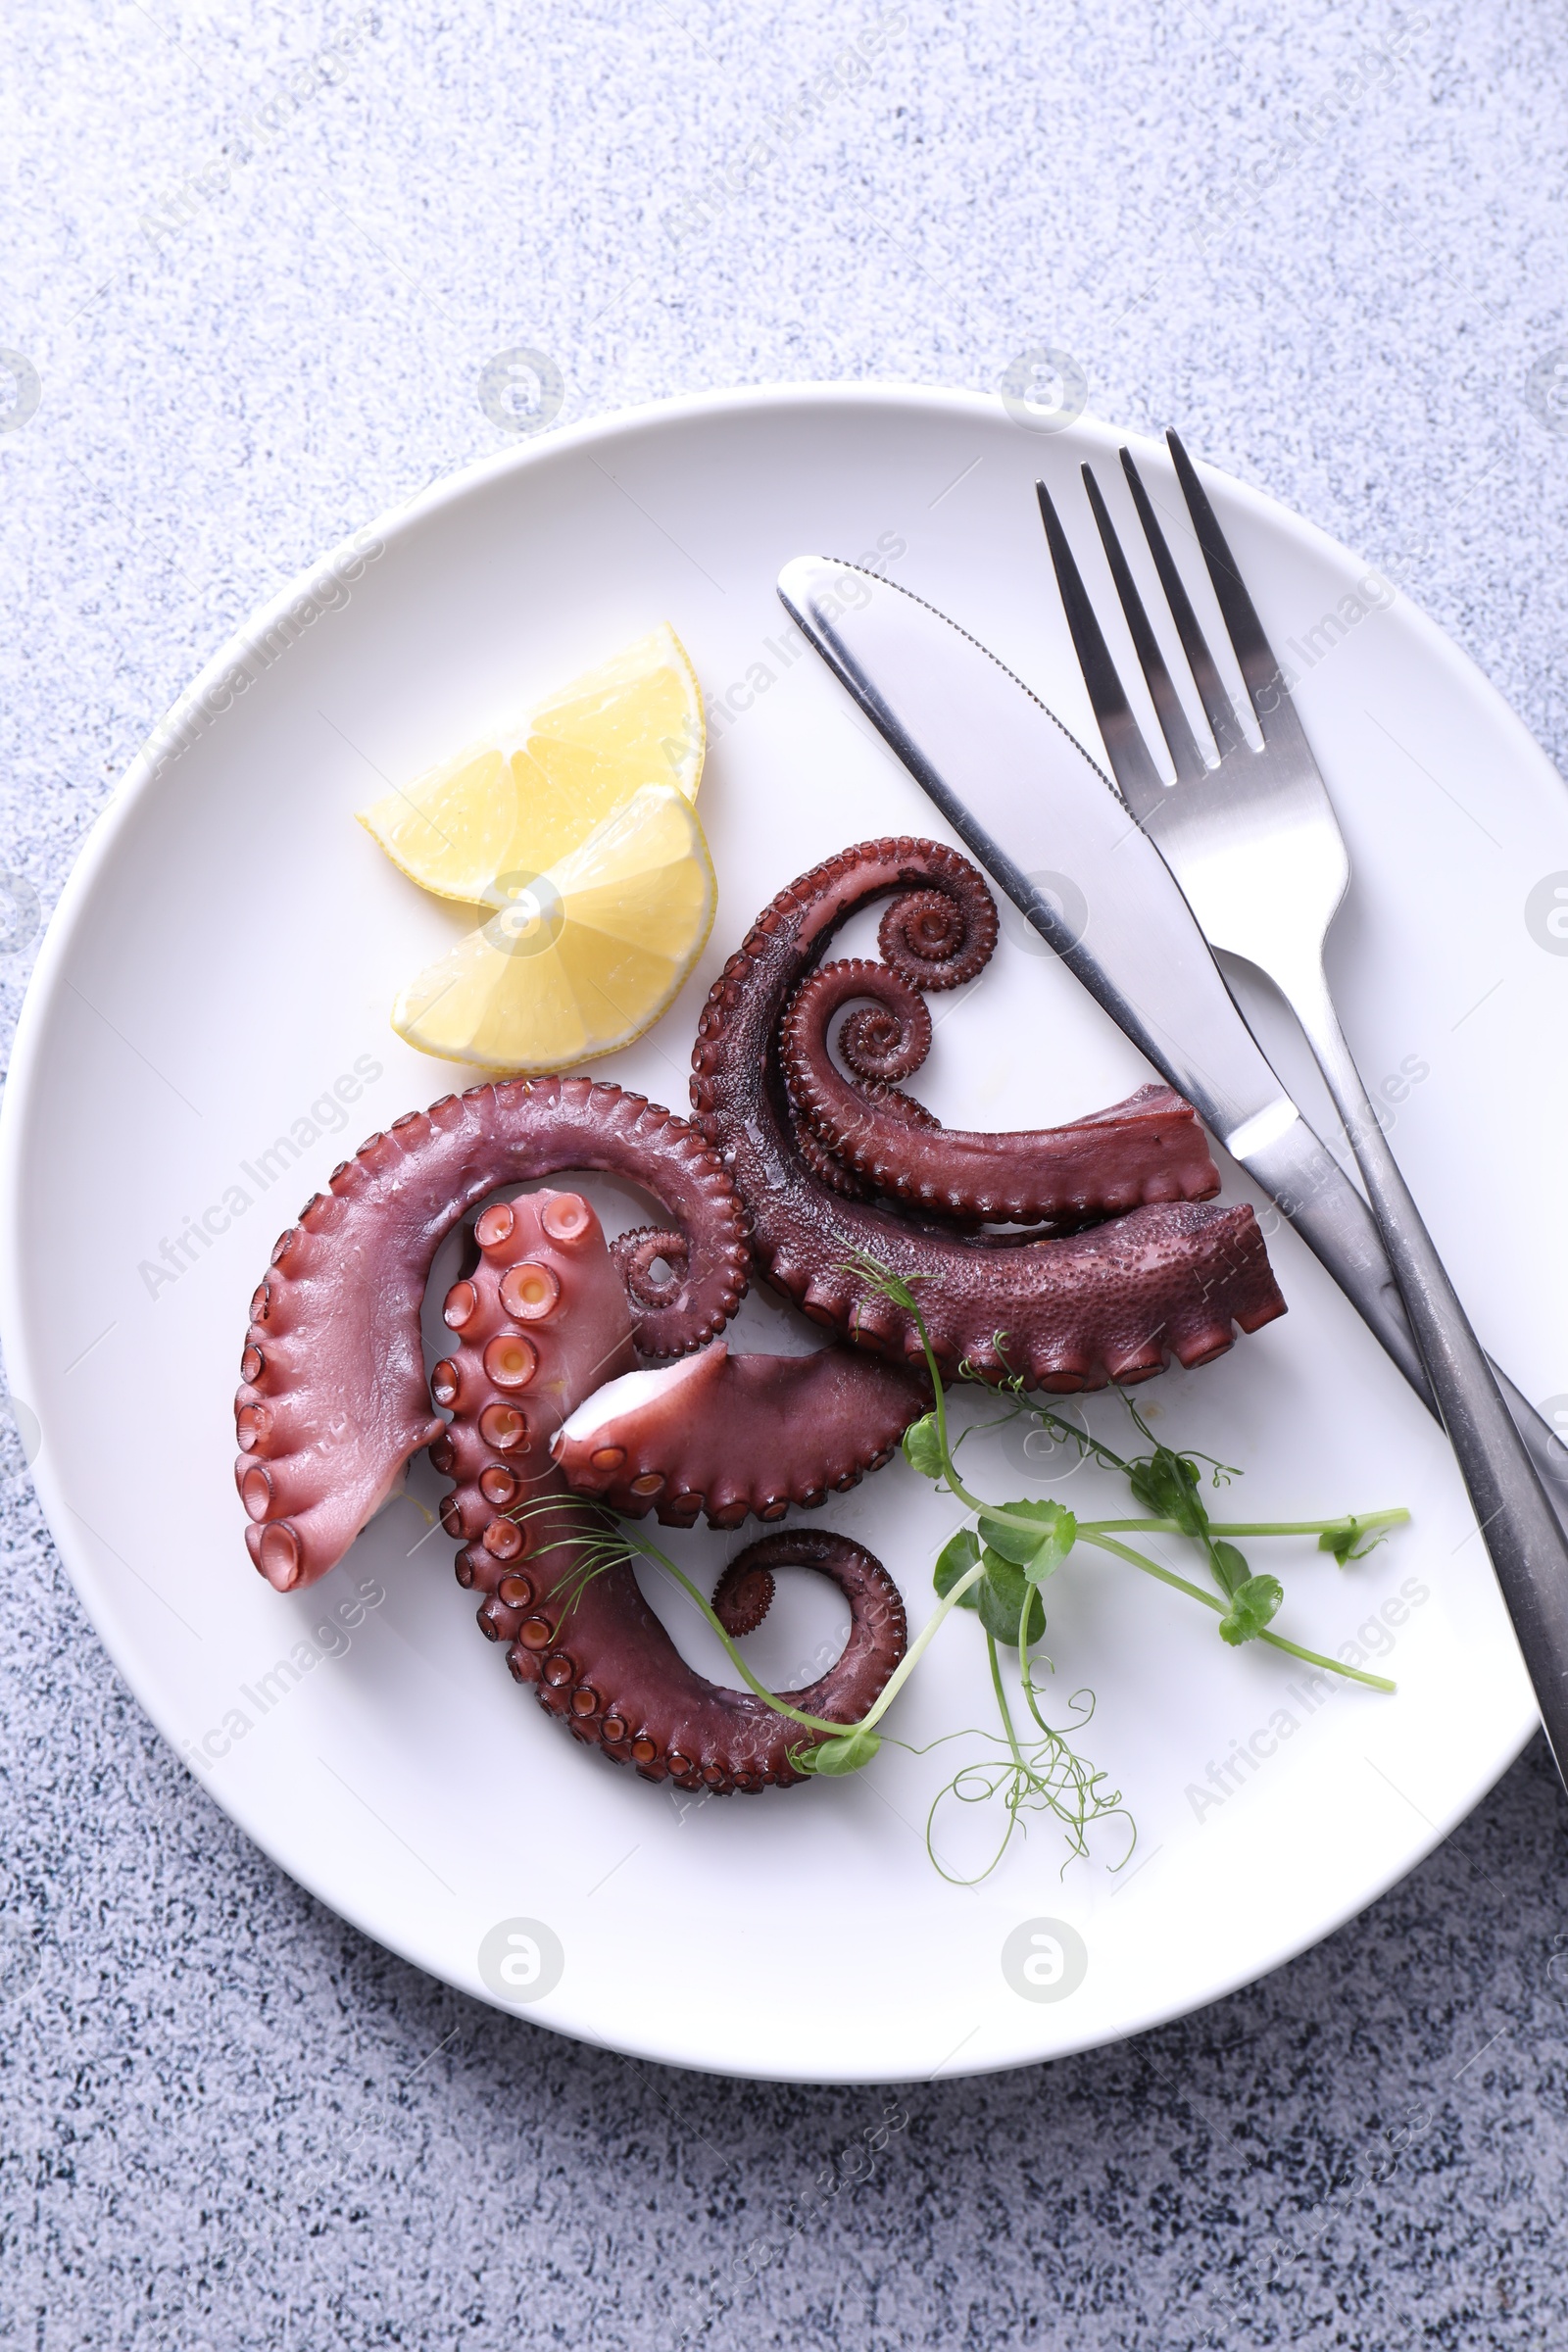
[1040,431,1568,1780]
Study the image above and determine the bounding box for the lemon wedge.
[358,623,704,906]
[391,784,717,1071]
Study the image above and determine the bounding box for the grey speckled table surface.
[5,4,1568,2346]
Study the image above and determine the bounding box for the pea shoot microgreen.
[504,1249,1410,1885]
[848,1249,1408,1874]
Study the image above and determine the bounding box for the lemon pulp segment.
[529,625,704,798]
[357,622,704,907]
[391,784,717,1072]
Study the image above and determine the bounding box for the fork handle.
[1288,958,1568,1773]
[1242,1114,1568,1506]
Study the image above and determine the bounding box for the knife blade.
[777,554,1568,1496]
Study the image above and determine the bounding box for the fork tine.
[1164,430,1299,745]
[1034,477,1165,812]
[1081,464,1207,788]
[1118,445,1248,757]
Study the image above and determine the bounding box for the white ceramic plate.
[5,385,1562,2082]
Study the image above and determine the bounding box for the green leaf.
[1319,1516,1385,1566]
[977,1549,1047,1646]
[930,1514,982,1608]
[1217,1573,1284,1646]
[1209,1538,1250,1599]
[1128,1446,1208,1537]
[902,1412,945,1481]
[933,1527,981,1609]
[978,1497,1077,1579]
[808,1727,882,1775]
[1023,1503,1076,1586]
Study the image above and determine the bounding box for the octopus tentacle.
[552,1338,928,1528]
[782,953,1221,1220]
[233,1077,748,1592]
[690,836,1287,1388]
[432,1187,906,1790]
[791,1110,876,1200]
[707,1529,909,1657]
[496,1526,906,1793]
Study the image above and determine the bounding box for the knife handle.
[1240,1112,1568,1513]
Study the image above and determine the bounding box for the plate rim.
[0,377,1545,2081]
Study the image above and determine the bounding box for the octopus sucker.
[689,836,1286,1387]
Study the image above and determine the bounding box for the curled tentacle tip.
[711,1558,776,1637]
[878,878,997,991]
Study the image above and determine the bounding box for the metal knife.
[777,554,1568,1497]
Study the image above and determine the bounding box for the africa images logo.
[1001,1917,1089,2003]
[477,1918,565,2008]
